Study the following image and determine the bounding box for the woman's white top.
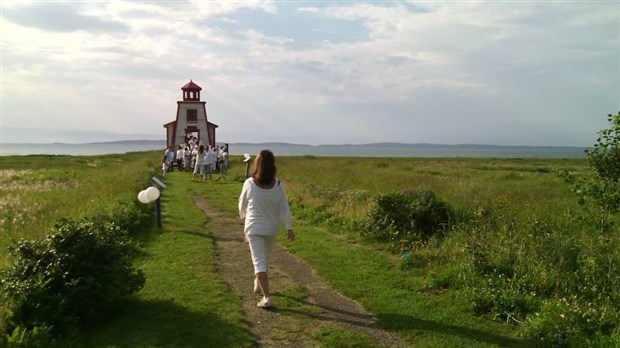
[195,152,206,166]
[239,177,292,236]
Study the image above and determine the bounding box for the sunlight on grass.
[3,152,607,347]
[0,152,162,267]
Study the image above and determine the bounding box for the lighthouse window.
[187,109,197,122]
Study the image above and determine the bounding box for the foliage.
[0,214,145,342]
[3,324,54,348]
[526,296,620,347]
[459,205,620,344]
[51,168,255,347]
[95,201,152,235]
[459,111,620,345]
[588,111,620,197]
[360,189,452,249]
[0,150,162,267]
[0,152,600,346]
[466,273,540,323]
[527,230,620,346]
[561,111,620,219]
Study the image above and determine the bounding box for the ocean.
[0,141,587,158]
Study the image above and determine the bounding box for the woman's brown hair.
[251,149,276,186]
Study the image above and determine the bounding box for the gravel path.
[193,195,408,348]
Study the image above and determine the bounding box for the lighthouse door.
[185,128,199,146]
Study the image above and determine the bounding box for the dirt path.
[193,196,408,348]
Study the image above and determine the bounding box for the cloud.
[1,1,618,147]
[3,2,128,33]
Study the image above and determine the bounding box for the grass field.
[0,152,162,267]
[1,151,617,346]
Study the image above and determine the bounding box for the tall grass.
[264,155,617,345]
[1,151,255,347]
[0,151,162,267]
[277,156,586,223]
[2,152,615,346]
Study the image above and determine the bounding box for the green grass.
[275,156,586,223]
[312,327,386,348]
[282,224,530,347]
[145,169,530,346]
[57,167,254,347]
[0,151,162,267]
[3,153,614,347]
[190,158,542,347]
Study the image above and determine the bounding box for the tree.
[561,111,620,233]
[584,111,620,213]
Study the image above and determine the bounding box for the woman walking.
[192,144,206,181]
[238,150,295,308]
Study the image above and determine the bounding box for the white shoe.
[257,297,271,308]
[253,278,260,293]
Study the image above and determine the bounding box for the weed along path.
[193,195,407,348]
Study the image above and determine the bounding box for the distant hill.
[229,142,587,151]
[1,140,587,158]
[27,140,588,154]
[88,140,166,145]
[225,142,587,158]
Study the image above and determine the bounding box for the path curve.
[193,195,407,348]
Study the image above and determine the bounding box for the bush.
[0,216,145,338]
[360,189,451,249]
[465,273,540,322]
[459,111,620,345]
[587,111,620,212]
[106,201,152,234]
[526,296,620,347]
[3,324,54,348]
[560,111,620,232]
[460,213,620,343]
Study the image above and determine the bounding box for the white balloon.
[145,186,160,201]
[138,190,150,204]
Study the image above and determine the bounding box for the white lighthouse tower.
[163,80,217,149]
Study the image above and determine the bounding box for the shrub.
[3,324,54,348]
[461,212,620,342]
[360,189,452,249]
[106,201,152,234]
[526,296,620,347]
[0,216,145,338]
[560,111,620,232]
[459,112,620,344]
[587,111,620,211]
[465,273,540,322]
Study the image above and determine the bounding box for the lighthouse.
[163,80,218,149]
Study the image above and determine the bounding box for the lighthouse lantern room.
[163,80,218,149]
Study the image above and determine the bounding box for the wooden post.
[155,198,162,229]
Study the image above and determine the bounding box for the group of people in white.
[162,140,228,181]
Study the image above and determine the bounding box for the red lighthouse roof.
[182,80,202,91]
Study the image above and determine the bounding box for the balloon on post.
[145,186,160,201]
[138,190,150,204]
[138,177,167,229]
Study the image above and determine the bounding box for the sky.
[1,1,619,146]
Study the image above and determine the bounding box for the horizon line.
[2,140,590,149]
